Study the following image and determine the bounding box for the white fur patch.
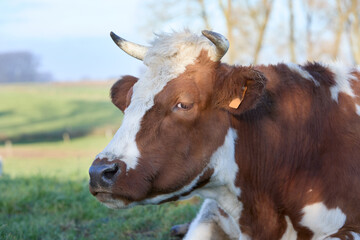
[184,199,240,240]
[241,233,252,240]
[102,198,127,209]
[356,104,360,116]
[286,63,319,86]
[184,199,221,240]
[280,216,297,240]
[217,212,242,240]
[184,222,214,240]
[208,128,241,197]
[194,128,244,239]
[328,63,357,102]
[198,128,242,219]
[300,202,346,240]
[179,128,243,240]
[97,31,218,170]
[351,232,360,240]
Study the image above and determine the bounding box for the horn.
[201,30,229,61]
[110,31,148,61]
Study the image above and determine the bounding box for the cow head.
[89,30,266,208]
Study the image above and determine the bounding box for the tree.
[143,0,360,65]
[142,0,276,64]
[288,0,296,62]
[0,51,52,83]
[332,0,354,59]
[347,0,360,64]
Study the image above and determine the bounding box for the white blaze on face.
[96,31,218,170]
[300,202,346,240]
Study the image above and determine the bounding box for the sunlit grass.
[0,82,122,144]
[0,134,200,240]
[1,135,109,178]
[0,175,200,240]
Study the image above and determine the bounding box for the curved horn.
[201,30,229,61]
[110,31,148,61]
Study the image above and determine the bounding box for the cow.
[89,29,360,240]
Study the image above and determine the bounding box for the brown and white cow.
[89,30,360,240]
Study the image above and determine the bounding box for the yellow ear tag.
[229,98,241,109]
[228,86,247,109]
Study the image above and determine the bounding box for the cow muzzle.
[88,157,153,208]
[89,160,120,194]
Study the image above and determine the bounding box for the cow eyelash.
[175,102,193,110]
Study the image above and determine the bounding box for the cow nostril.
[89,162,120,188]
[102,163,119,181]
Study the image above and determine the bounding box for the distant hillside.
[0,81,122,144]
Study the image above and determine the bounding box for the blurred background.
[0,0,359,239]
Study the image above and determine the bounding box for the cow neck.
[196,127,243,221]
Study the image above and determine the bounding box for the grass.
[0,82,122,144]
[0,82,201,239]
[0,174,200,240]
[1,135,110,178]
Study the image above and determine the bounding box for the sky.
[0,0,342,81]
[0,0,305,81]
[0,0,149,81]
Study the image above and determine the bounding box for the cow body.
[89,30,360,240]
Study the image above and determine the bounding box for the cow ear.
[110,75,138,112]
[213,67,266,115]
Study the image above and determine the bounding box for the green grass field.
[0,82,123,144]
[0,83,200,239]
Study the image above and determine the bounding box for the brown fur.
[128,51,225,200]
[228,63,360,239]
[91,52,360,239]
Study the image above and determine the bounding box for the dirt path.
[0,147,98,159]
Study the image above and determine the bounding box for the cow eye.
[176,102,193,110]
